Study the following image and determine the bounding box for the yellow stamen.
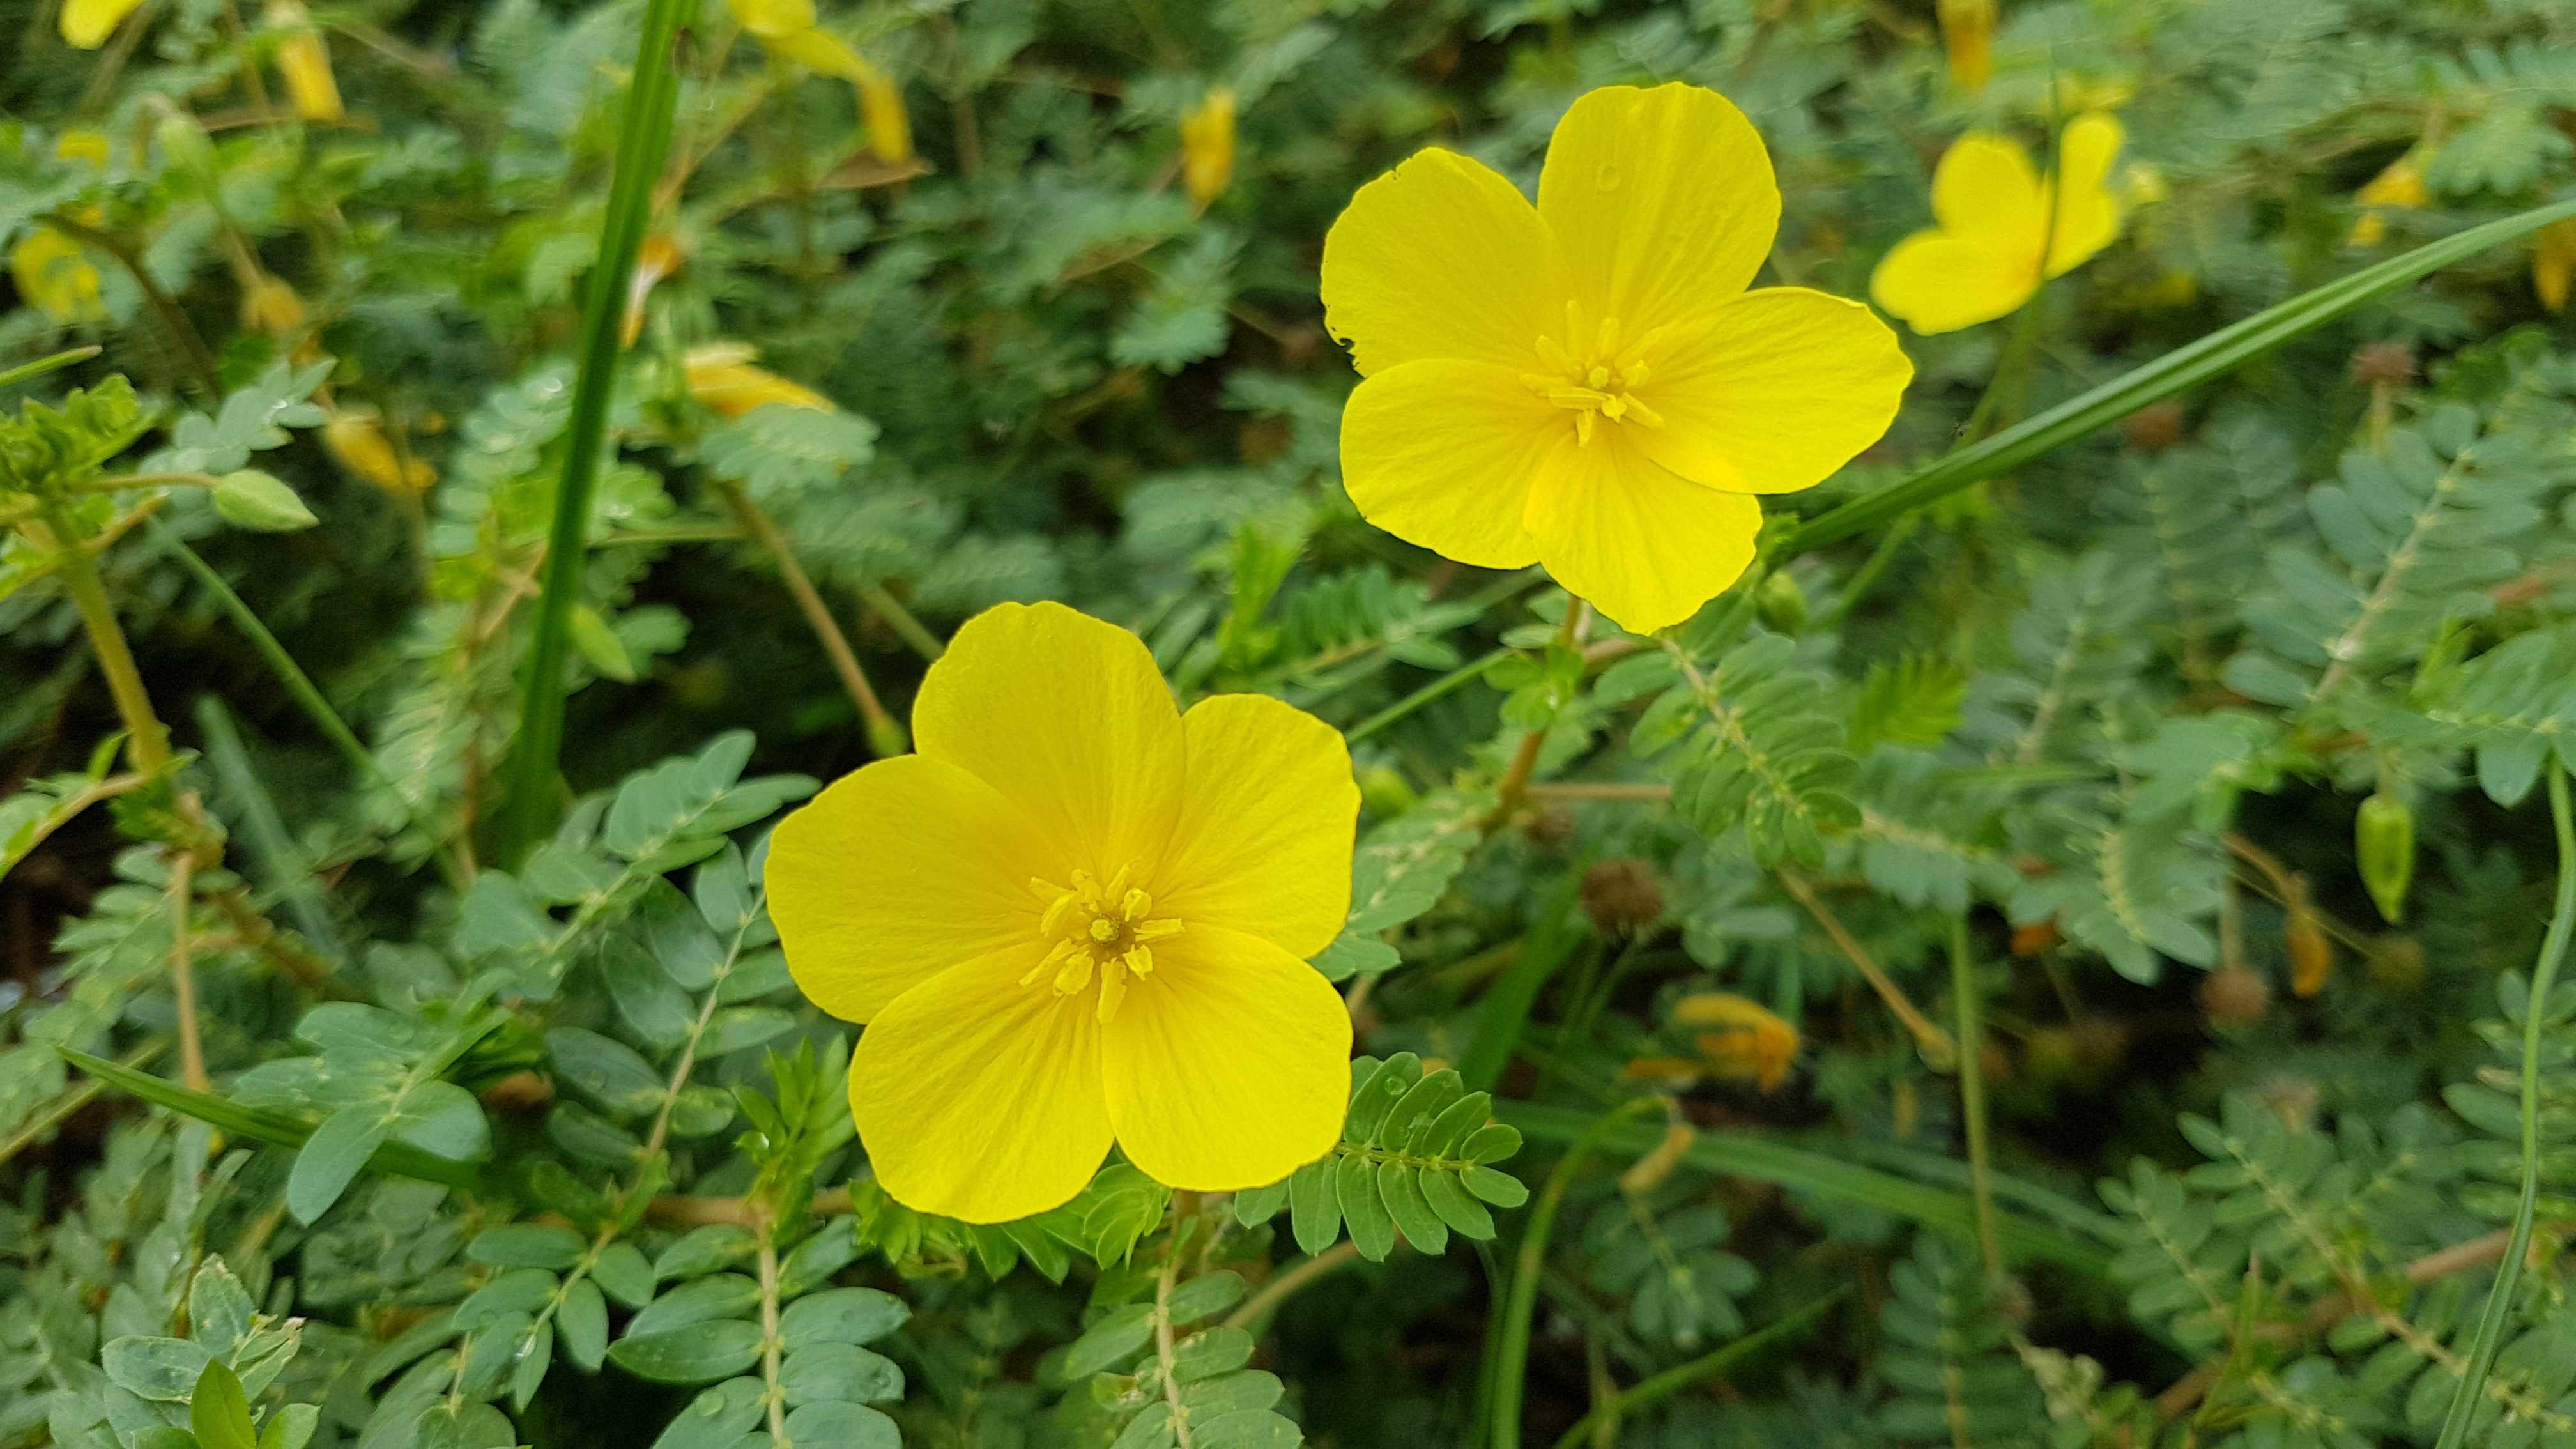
[1529,309,1664,445]
[1024,861,1183,1021]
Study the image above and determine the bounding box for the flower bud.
[213,469,318,532]
[2285,889,2332,998]
[1181,88,1237,210]
[1936,0,1995,93]
[2121,400,2186,454]
[154,108,219,190]
[2356,792,2414,925]
[1755,569,1809,634]
[684,343,835,417]
[2536,219,2576,315]
[60,0,146,49]
[1675,992,1798,1091]
[2198,965,2270,1031]
[324,413,434,494]
[1358,765,1416,818]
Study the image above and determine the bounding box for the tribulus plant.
[9,3,2576,1448]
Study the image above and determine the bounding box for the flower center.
[1022,866,1183,1023]
[1522,300,1670,447]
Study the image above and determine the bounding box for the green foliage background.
[7,0,2576,1446]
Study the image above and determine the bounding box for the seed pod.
[1581,857,1664,935]
[2356,792,2415,924]
[2199,965,2271,1031]
[2285,883,2332,998]
[2122,400,2186,454]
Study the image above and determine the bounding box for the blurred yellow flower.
[1322,84,1910,634]
[733,0,912,164]
[684,342,835,417]
[240,273,305,335]
[1871,114,2124,335]
[56,130,113,168]
[2536,218,2576,314]
[1938,0,1995,93]
[11,224,104,323]
[767,602,1358,1221]
[323,413,434,494]
[266,1,343,122]
[1673,992,1800,1091]
[60,0,144,48]
[2347,151,2428,248]
[1181,88,1236,210]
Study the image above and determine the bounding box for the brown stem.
[1779,869,1956,1065]
[1524,783,1673,804]
[719,482,905,756]
[210,889,335,991]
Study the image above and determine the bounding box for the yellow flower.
[266,1,344,122]
[1181,88,1236,210]
[1671,992,1799,1091]
[734,0,912,165]
[2346,151,2427,249]
[767,602,1359,1221]
[1938,0,1995,94]
[2536,218,2576,314]
[1321,84,1910,634]
[240,273,305,335]
[11,223,105,323]
[323,413,434,494]
[56,130,114,169]
[1870,112,2126,335]
[60,0,145,48]
[684,343,835,417]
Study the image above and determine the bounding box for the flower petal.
[1157,695,1357,959]
[1340,359,1554,568]
[1931,132,2047,240]
[850,950,1113,1223]
[766,754,1057,1023]
[1524,438,1763,634]
[1538,84,1780,330]
[912,602,1185,882]
[1101,924,1351,1191]
[2043,113,2125,277]
[1321,148,1569,377]
[1868,229,2039,335]
[1629,289,1911,495]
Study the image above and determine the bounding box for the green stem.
[2432,763,2576,1449]
[1788,197,2576,555]
[1488,1098,1659,1449]
[1544,1288,1848,1449]
[0,344,102,389]
[1949,915,2003,1285]
[193,696,347,965]
[858,583,946,661]
[1347,647,1510,744]
[43,506,171,772]
[497,0,696,861]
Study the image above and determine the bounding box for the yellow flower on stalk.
[731,0,912,164]
[11,224,104,323]
[1322,84,1911,634]
[2346,151,2427,249]
[683,342,834,417]
[1870,113,2126,335]
[1938,0,1995,94]
[1672,992,1800,1091]
[60,0,144,47]
[2536,218,2576,314]
[323,412,433,494]
[767,602,1359,1221]
[265,1,343,122]
[1181,88,1236,210]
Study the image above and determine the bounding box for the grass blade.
[497,0,697,861]
[1788,197,2576,554]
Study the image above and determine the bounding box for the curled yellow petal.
[323,413,429,494]
[1181,88,1236,210]
[2347,150,2428,247]
[56,130,114,169]
[240,273,305,335]
[1937,0,1994,93]
[1673,992,1799,1092]
[61,0,144,49]
[622,235,685,348]
[264,2,342,122]
[765,28,910,165]
[2536,218,2576,314]
[683,343,834,417]
[728,0,816,40]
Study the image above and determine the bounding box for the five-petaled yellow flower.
[1321,84,1911,635]
[1870,113,2125,335]
[767,602,1359,1222]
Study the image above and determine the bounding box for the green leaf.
[190,1362,257,1449]
[607,1320,765,1384]
[288,1104,392,1223]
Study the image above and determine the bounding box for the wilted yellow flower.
[240,273,305,335]
[1938,0,1995,93]
[1181,88,1236,210]
[11,224,104,323]
[735,0,912,165]
[1672,992,1800,1091]
[56,130,113,169]
[622,235,686,347]
[2537,218,2576,314]
[1870,113,2125,335]
[265,1,343,122]
[767,602,1359,1221]
[60,0,144,48]
[2347,151,2428,248]
[683,343,835,417]
[1322,84,1910,634]
[323,413,434,494]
